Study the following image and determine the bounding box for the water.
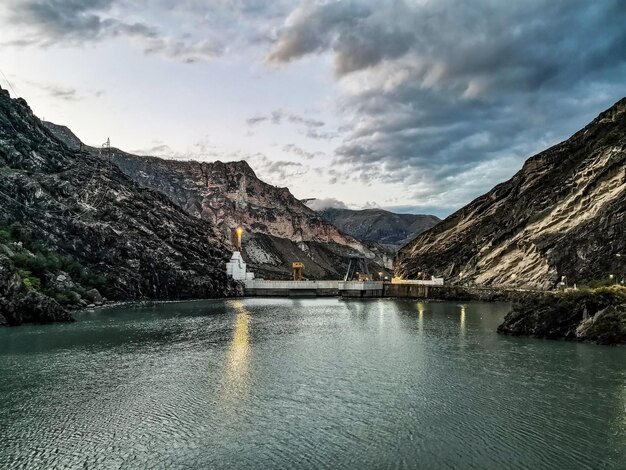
[0,299,624,469]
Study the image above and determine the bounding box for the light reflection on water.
[0,298,625,469]
[220,300,251,408]
[460,304,466,336]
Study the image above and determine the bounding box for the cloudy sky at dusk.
[1,0,625,217]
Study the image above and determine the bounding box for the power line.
[0,69,18,97]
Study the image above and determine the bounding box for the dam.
[243,279,444,298]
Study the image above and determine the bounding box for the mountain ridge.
[44,122,393,279]
[395,97,626,289]
[314,206,440,249]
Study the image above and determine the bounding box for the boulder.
[83,288,103,304]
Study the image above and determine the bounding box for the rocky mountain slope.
[0,87,239,324]
[314,206,439,249]
[396,97,626,289]
[45,123,392,279]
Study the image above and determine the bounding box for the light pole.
[236,226,243,250]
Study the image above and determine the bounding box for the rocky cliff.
[396,98,626,289]
[45,123,392,279]
[498,287,626,344]
[0,87,239,324]
[315,207,439,249]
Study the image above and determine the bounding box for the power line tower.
[344,256,372,281]
[100,138,111,160]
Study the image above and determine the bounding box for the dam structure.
[224,228,444,298]
[243,278,445,298]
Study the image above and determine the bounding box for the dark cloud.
[269,0,626,211]
[5,0,224,61]
[12,0,117,43]
[267,1,370,65]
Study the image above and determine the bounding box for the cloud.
[246,108,339,140]
[130,141,177,157]
[266,2,371,66]
[246,115,269,126]
[4,0,226,61]
[282,143,325,160]
[304,197,348,211]
[268,0,626,212]
[26,80,104,101]
[245,153,308,185]
[247,108,325,128]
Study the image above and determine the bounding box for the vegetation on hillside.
[0,222,108,305]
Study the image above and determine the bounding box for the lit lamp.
[379,271,384,281]
[236,226,243,250]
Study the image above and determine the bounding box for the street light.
[235,226,243,250]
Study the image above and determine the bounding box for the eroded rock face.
[0,86,240,324]
[396,97,626,289]
[45,122,392,279]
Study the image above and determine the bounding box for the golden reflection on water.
[417,302,425,335]
[460,304,466,336]
[219,300,251,411]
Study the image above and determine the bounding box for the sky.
[0,0,625,218]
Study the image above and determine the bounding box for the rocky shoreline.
[0,254,72,325]
[497,286,626,345]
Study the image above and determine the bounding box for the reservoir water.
[0,298,625,469]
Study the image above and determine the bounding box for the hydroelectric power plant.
[225,226,444,298]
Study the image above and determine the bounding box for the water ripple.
[0,298,624,469]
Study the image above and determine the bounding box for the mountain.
[44,123,393,279]
[315,206,440,249]
[396,98,626,289]
[0,87,239,325]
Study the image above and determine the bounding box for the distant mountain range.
[309,205,440,249]
[396,97,626,289]
[44,123,393,280]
